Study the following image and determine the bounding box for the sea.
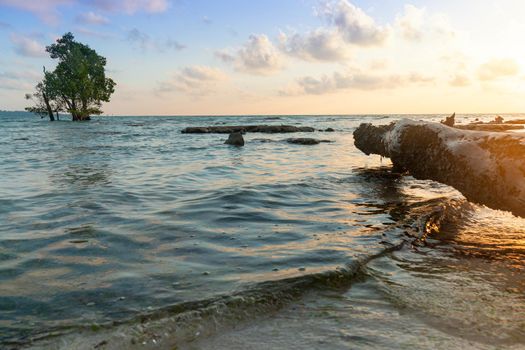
[0,112,524,349]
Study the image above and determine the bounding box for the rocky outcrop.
[353,119,525,217]
[286,138,332,145]
[225,132,244,146]
[441,112,455,127]
[182,125,315,134]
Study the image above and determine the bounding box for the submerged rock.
[225,132,245,146]
[286,138,332,145]
[182,125,315,134]
[353,119,525,217]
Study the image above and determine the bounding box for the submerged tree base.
[353,119,525,217]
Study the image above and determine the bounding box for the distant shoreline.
[2,111,525,118]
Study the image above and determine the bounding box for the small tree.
[26,33,115,121]
[25,67,63,121]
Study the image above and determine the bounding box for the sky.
[1,0,525,115]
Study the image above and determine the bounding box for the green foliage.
[26,32,116,121]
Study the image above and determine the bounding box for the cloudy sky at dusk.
[1,0,525,115]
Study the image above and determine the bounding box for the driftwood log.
[353,119,525,217]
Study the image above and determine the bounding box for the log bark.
[353,119,525,217]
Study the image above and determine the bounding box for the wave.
[11,197,472,350]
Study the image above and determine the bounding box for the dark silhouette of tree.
[25,67,63,121]
[26,33,116,121]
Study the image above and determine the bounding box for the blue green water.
[0,113,524,349]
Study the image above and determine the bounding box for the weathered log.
[181,125,315,134]
[455,124,524,132]
[353,119,525,217]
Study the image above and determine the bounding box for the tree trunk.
[353,119,525,218]
[42,92,55,121]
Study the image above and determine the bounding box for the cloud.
[157,65,228,95]
[318,0,388,46]
[278,29,350,62]
[10,33,47,57]
[91,0,169,14]
[202,16,212,25]
[165,39,186,51]
[478,58,519,81]
[127,28,186,52]
[217,34,284,75]
[0,0,168,24]
[0,69,41,91]
[394,4,456,42]
[215,50,235,63]
[280,70,434,95]
[127,28,153,50]
[449,74,470,87]
[0,0,73,25]
[394,4,425,41]
[76,11,109,25]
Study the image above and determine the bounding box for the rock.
[325,128,335,132]
[224,132,245,146]
[494,115,504,124]
[353,119,525,218]
[286,138,332,145]
[182,125,315,134]
[440,112,455,127]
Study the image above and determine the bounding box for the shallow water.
[0,113,524,349]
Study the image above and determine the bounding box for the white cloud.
[77,11,109,25]
[0,0,168,24]
[318,0,389,46]
[0,0,73,25]
[281,70,434,95]
[217,34,284,75]
[10,34,47,57]
[278,29,349,62]
[157,65,228,95]
[92,0,169,14]
[394,4,425,41]
[478,58,519,81]
[394,4,456,42]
